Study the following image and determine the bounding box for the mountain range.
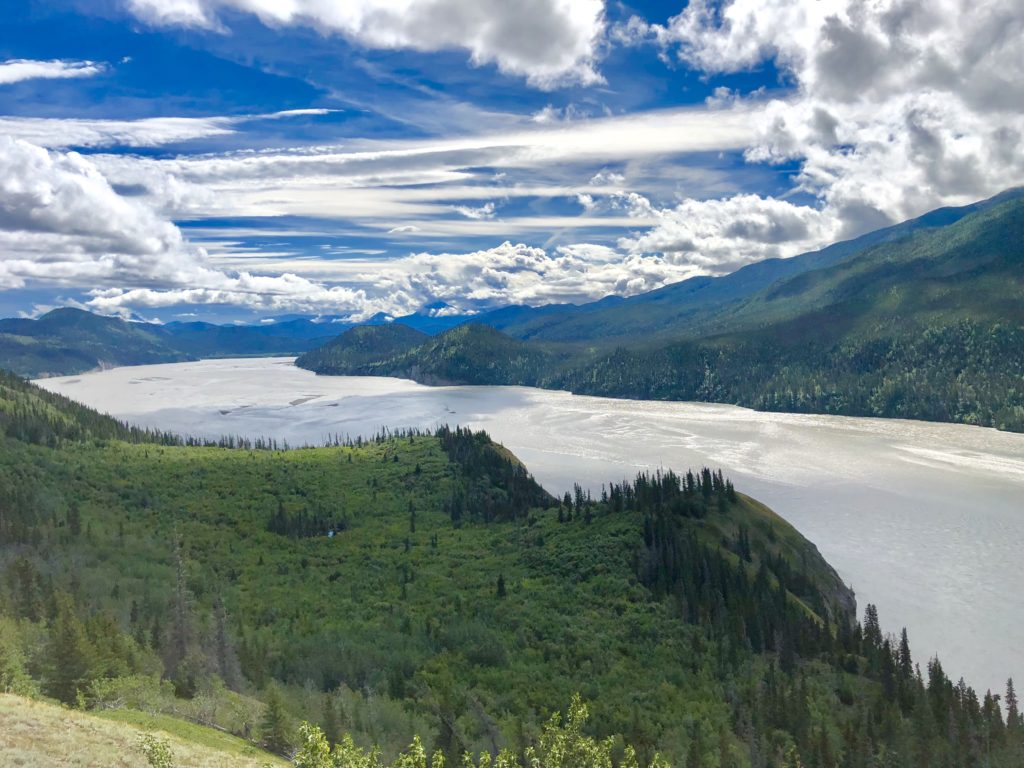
[0,303,473,379]
[2,188,1021,431]
[298,188,1024,431]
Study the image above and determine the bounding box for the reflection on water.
[38,357,1024,699]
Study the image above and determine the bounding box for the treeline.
[438,425,553,523]
[300,317,1024,433]
[552,320,1024,432]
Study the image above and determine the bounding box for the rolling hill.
[1,372,1021,765]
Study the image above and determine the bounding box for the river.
[37,356,1024,700]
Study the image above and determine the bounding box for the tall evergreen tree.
[44,593,94,704]
[261,683,293,755]
[1007,678,1020,730]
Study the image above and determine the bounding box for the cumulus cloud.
[616,193,838,273]
[124,0,607,89]
[0,137,394,318]
[348,240,701,311]
[0,137,190,280]
[86,274,393,318]
[0,59,106,85]
[82,236,707,317]
[646,0,1024,236]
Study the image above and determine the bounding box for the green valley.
[0,371,1021,766]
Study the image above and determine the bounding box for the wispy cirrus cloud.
[0,109,338,149]
[0,59,107,85]
[86,104,759,225]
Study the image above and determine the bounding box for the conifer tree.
[322,693,341,747]
[1007,678,1020,730]
[44,593,95,704]
[261,683,293,755]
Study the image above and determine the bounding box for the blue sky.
[0,0,1021,322]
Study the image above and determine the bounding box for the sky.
[0,0,1021,323]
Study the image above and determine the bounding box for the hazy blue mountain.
[0,308,189,377]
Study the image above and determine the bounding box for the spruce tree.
[322,693,341,746]
[261,683,293,755]
[45,593,95,704]
[1007,678,1020,730]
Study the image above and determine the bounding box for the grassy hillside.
[0,694,286,767]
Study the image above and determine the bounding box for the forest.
[0,370,1022,766]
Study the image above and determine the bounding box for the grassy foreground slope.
[0,694,286,767]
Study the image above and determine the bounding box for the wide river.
[38,357,1023,698]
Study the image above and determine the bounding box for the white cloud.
[125,0,607,89]
[451,201,497,220]
[0,59,106,85]
[86,274,393,318]
[0,137,395,318]
[617,193,838,273]
[86,104,759,229]
[648,0,1024,237]
[357,240,696,310]
[0,109,337,150]
[0,137,189,274]
[77,234,705,317]
[8,1,1019,317]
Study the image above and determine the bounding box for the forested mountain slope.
[300,196,1024,432]
[297,323,557,385]
[295,323,430,375]
[1,374,1021,766]
[0,307,188,378]
[475,187,1024,344]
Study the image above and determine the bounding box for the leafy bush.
[139,733,174,768]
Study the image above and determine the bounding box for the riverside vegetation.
[0,370,1022,767]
